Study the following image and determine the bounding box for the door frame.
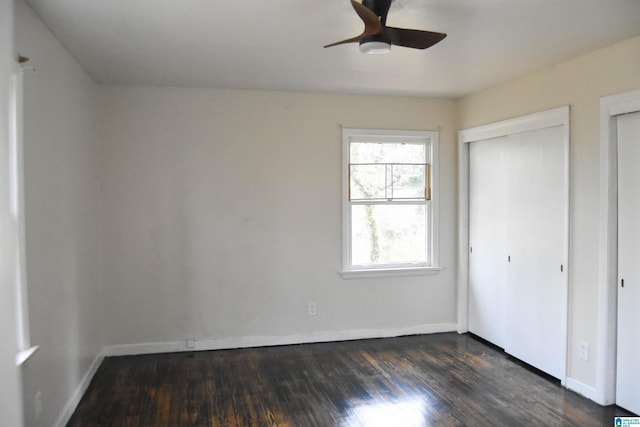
[597,89,640,405]
[457,106,571,384]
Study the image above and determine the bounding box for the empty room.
[1,0,640,426]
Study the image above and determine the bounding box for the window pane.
[350,164,387,200]
[351,142,425,164]
[392,164,425,199]
[351,204,427,266]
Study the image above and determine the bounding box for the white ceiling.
[25,0,640,98]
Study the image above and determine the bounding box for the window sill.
[15,345,39,366]
[341,266,444,279]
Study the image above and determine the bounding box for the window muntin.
[349,163,429,201]
[343,129,438,273]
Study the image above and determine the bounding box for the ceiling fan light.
[359,41,391,54]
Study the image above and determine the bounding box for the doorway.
[599,89,640,410]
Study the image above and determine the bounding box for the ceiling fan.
[324,0,446,54]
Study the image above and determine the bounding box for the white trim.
[457,106,571,381]
[10,64,33,354]
[341,266,443,279]
[15,345,38,366]
[457,130,470,334]
[608,97,640,117]
[52,353,104,427]
[458,107,569,143]
[431,129,441,268]
[342,128,440,274]
[565,377,600,403]
[103,323,458,357]
[597,89,640,406]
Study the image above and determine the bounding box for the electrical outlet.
[579,342,589,361]
[308,302,317,316]
[186,339,196,349]
[34,391,42,419]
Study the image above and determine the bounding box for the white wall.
[0,0,24,426]
[14,0,104,425]
[99,86,458,349]
[457,35,640,399]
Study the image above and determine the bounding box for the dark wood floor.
[67,333,633,426]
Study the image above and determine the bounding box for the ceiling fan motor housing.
[359,33,392,54]
[360,33,391,46]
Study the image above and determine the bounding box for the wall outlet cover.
[308,302,317,316]
[579,342,589,361]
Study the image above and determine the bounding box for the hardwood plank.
[66,333,634,426]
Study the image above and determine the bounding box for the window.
[342,128,440,277]
[11,60,38,365]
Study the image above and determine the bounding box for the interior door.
[616,110,640,414]
[468,137,509,348]
[504,125,567,380]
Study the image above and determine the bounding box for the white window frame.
[341,128,441,279]
[11,61,38,365]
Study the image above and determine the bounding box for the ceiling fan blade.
[324,35,366,48]
[324,0,382,48]
[362,0,392,26]
[351,0,382,36]
[385,27,447,50]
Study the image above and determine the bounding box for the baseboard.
[565,377,601,404]
[103,322,458,357]
[53,352,104,427]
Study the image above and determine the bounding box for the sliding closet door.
[468,137,509,348]
[467,123,567,380]
[463,107,569,381]
[504,125,567,380]
[616,111,640,414]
